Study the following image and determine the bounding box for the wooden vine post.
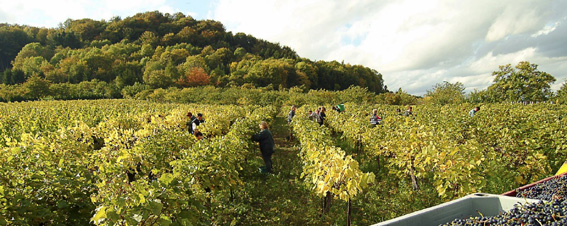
[347,198,352,226]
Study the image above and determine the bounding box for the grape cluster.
[441,176,567,225]
[441,199,567,226]
[516,175,567,201]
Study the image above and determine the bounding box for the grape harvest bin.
[371,193,539,226]
[501,172,567,197]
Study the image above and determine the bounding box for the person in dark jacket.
[187,112,197,133]
[252,121,275,173]
[288,105,296,124]
[318,107,326,126]
[287,105,296,141]
[191,113,205,134]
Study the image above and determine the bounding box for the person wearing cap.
[252,121,275,173]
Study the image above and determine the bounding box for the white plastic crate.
[371,193,540,226]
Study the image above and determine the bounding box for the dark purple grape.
[516,175,567,201]
[441,199,567,225]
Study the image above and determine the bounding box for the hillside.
[0,11,387,101]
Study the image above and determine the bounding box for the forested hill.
[0,11,387,95]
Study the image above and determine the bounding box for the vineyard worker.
[187,111,196,121]
[404,106,413,116]
[287,105,296,141]
[318,107,326,126]
[336,103,345,113]
[252,121,275,173]
[370,109,382,127]
[469,106,480,117]
[288,105,296,124]
[192,113,205,134]
[309,110,318,121]
[195,131,204,140]
[187,112,196,133]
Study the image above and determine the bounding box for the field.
[1,100,567,225]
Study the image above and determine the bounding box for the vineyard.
[1,100,567,225]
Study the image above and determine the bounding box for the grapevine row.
[324,103,567,200]
[0,100,276,225]
[290,106,375,203]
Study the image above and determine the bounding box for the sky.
[1,0,566,95]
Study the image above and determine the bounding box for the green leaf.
[139,193,146,204]
[91,206,107,224]
[159,173,174,185]
[58,158,64,168]
[158,215,173,226]
[107,210,120,222]
[149,200,163,215]
[56,200,69,209]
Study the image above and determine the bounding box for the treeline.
[424,62,567,105]
[0,79,416,106]
[0,11,387,100]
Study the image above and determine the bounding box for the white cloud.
[2,0,565,95]
[532,21,560,38]
[485,1,547,42]
[0,0,173,27]
[213,0,567,95]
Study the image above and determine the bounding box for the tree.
[138,31,159,46]
[205,47,232,70]
[176,26,199,44]
[244,59,288,89]
[83,49,114,82]
[160,48,189,65]
[47,30,81,48]
[53,56,89,83]
[143,69,173,88]
[233,47,247,62]
[180,55,209,74]
[23,75,51,99]
[425,81,465,105]
[65,18,105,42]
[12,42,53,72]
[295,61,318,88]
[113,60,141,88]
[557,81,567,104]
[0,26,34,71]
[177,67,210,87]
[488,61,556,102]
[377,88,418,105]
[15,56,50,78]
